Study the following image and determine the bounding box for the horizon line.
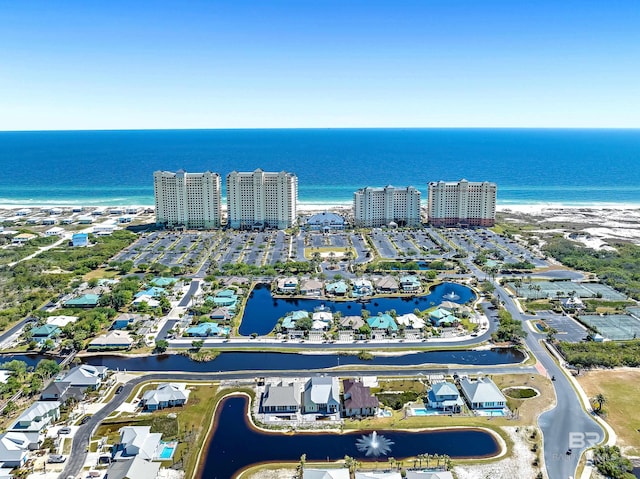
[1,126,640,133]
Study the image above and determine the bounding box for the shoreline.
[2,201,640,213]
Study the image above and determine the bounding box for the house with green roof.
[30,324,60,345]
[63,294,100,308]
[185,322,229,337]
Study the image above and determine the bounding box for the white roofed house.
[141,383,190,411]
[458,377,507,411]
[9,401,61,433]
[0,431,40,468]
[302,376,340,415]
[276,277,299,294]
[114,426,162,461]
[61,364,109,390]
[304,469,350,479]
[300,279,324,296]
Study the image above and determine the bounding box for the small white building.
[45,227,65,237]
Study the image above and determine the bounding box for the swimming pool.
[412,408,442,416]
[475,409,508,417]
[158,445,176,460]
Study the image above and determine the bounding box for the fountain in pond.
[356,431,394,457]
[443,290,460,301]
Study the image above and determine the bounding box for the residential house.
[209,307,232,322]
[141,383,190,411]
[399,275,421,292]
[304,469,350,479]
[12,233,37,245]
[64,294,100,308]
[277,277,298,294]
[105,456,160,479]
[339,315,365,330]
[282,311,309,330]
[133,295,160,309]
[112,313,145,330]
[300,279,323,296]
[149,277,177,288]
[326,280,348,296]
[367,314,398,332]
[46,315,78,328]
[185,322,228,337]
[261,381,301,413]
[342,379,379,417]
[88,331,134,350]
[114,426,162,461]
[61,365,109,390]
[29,324,60,345]
[355,473,401,479]
[72,233,89,247]
[302,377,340,414]
[427,381,464,413]
[135,287,166,299]
[396,313,425,329]
[0,431,41,468]
[375,275,399,293]
[9,401,60,432]
[353,278,374,296]
[45,226,64,236]
[458,377,507,410]
[429,308,457,327]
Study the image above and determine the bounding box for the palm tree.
[594,393,607,412]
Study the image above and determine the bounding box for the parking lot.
[536,311,587,343]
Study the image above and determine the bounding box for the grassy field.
[303,246,356,260]
[577,369,640,455]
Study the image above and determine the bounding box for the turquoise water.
[1,129,639,206]
[412,408,443,416]
[158,445,175,460]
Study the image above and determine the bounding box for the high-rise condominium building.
[226,169,298,229]
[153,170,222,229]
[427,179,497,227]
[353,185,422,228]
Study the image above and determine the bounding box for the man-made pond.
[239,282,476,336]
[0,353,56,369]
[82,348,523,372]
[199,395,500,479]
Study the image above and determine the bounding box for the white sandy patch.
[454,426,543,479]
[565,234,617,252]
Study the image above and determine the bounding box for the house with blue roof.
[213,289,238,309]
[367,314,398,331]
[185,322,229,337]
[429,308,457,327]
[282,311,309,329]
[326,280,348,296]
[135,287,166,299]
[72,233,89,247]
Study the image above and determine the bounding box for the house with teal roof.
[30,324,60,345]
[281,311,309,329]
[185,322,229,337]
[213,289,238,309]
[367,313,398,331]
[326,280,348,296]
[429,308,457,327]
[64,294,100,308]
[150,277,177,287]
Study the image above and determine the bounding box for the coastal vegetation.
[543,237,640,300]
[492,308,527,344]
[557,340,640,368]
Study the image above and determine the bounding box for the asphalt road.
[178,280,200,308]
[492,279,603,479]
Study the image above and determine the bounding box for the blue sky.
[1,1,639,130]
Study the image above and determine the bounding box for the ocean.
[0,128,639,207]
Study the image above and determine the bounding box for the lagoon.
[198,395,500,479]
[239,282,476,336]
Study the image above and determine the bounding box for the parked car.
[115,385,124,394]
[48,455,66,463]
[58,427,71,434]
[80,415,92,425]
